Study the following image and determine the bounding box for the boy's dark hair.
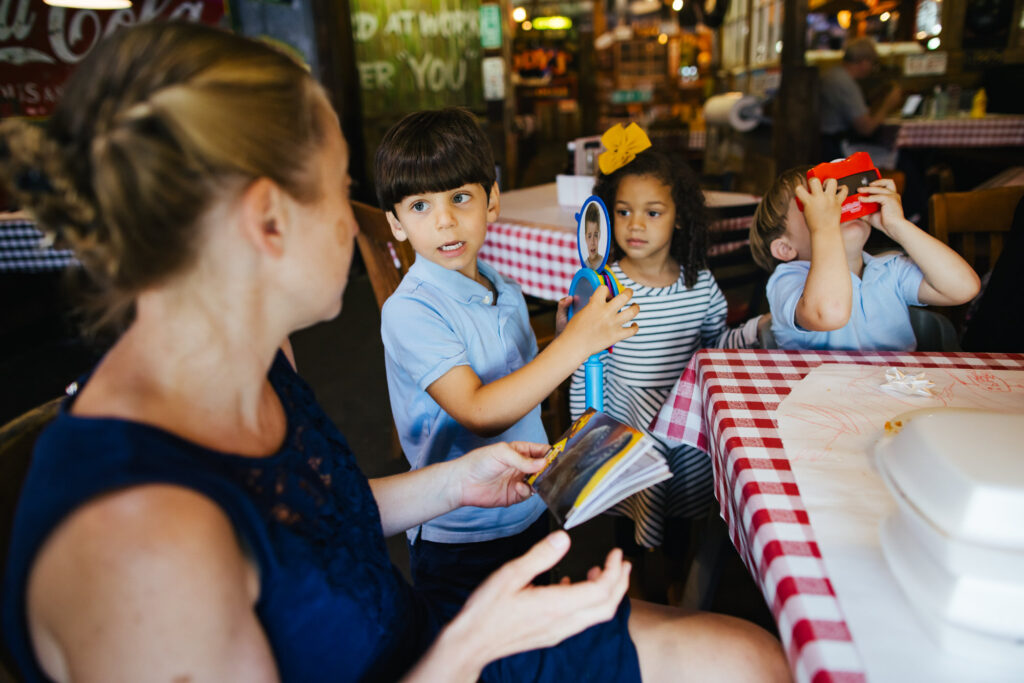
[593,149,708,288]
[749,166,811,272]
[374,107,496,213]
[585,203,599,225]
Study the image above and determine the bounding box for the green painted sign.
[611,89,653,104]
[479,4,502,49]
[350,0,484,119]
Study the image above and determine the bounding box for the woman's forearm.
[368,462,458,537]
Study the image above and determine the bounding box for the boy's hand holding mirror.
[565,286,638,357]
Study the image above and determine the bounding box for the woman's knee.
[628,601,790,683]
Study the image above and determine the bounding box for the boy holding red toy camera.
[749,154,980,350]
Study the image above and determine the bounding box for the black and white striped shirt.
[568,262,759,545]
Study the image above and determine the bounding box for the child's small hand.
[567,285,639,354]
[796,177,848,234]
[858,178,913,239]
[554,296,572,336]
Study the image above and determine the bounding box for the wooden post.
[310,0,368,202]
[774,0,819,171]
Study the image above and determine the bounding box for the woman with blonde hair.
[1,22,788,683]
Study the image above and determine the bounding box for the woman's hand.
[406,532,631,681]
[449,441,550,509]
[796,176,848,234]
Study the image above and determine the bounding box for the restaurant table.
[649,349,1024,683]
[480,182,759,301]
[884,115,1024,148]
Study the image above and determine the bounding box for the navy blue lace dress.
[2,353,640,682]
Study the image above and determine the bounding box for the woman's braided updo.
[0,21,331,332]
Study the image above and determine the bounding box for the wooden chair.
[929,185,1024,276]
[878,168,905,196]
[352,200,416,310]
[1,395,62,682]
[350,201,570,443]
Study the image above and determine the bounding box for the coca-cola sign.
[0,0,226,118]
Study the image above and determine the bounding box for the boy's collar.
[409,255,505,304]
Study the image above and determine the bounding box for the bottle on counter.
[932,85,949,119]
[971,88,987,118]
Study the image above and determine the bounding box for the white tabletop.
[497,183,760,232]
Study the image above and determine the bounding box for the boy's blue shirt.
[767,251,925,351]
[381,255,546,543]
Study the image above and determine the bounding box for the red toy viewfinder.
[799,152,881,222]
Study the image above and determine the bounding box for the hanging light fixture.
[43,1,132,9]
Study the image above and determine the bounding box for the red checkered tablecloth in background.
[480,222,580,301]
[649,349,1024,683]
[481,214,755,301]
[893,116,1024,148]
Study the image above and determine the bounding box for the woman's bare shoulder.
[26,484,273,682]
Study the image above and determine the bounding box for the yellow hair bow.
[598,123,652,175]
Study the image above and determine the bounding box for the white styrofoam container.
[877,450,1024,583]
[873,409,1024,549]
[874,408,1024,654]
[879,512,1024,659]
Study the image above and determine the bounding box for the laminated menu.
[528,408,671,529]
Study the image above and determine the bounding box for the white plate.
[873,408,1024,549]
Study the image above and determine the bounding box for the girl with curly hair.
[569,135,770,596]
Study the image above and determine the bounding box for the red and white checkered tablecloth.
[481,214,755,301]
[480,222,580,301]
[649,349,1024,683]
[893,116,1024,148]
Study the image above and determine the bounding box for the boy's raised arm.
[427,287,638,436]
[858,180,981,306]
[794,178,853,331]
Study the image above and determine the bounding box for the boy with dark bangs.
[375,108,639,607]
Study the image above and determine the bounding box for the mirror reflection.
[577,199,609,271]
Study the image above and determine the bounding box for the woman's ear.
[769,236,797,263]
[385,212,408,242]
[238,178,286,258]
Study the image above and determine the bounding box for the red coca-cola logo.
[0,0,225,118]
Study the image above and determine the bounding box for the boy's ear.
[238,177,286,258]
[486,182,500,222]
[385,211,408,242]
[769,236,798,263]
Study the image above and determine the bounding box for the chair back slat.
[1,396,62,680]
[929,186,1024,275]
[352,201,415,310]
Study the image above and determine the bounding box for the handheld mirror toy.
[567,195,621,411]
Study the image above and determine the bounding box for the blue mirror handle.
[584,354,604,411]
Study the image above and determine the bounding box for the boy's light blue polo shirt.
[767,251,925,351]
[381,256,547,544]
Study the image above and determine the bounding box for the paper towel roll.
[703,92,762,132]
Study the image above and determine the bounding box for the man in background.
[819,37,903,162]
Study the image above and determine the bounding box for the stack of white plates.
[874,408,1024,661]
